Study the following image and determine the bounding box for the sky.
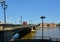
[0,0,60,24]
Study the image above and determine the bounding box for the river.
[12,27,60,41]
[32,28,60,41]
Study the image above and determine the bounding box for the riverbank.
[37,26,57,28]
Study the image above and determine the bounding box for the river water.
[32,28,60,40]
[12,27,60,41]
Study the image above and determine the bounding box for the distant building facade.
[23,21,28,25]
[39,23,56,28]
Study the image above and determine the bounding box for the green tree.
[47,24,50,26]
[0,21,1,23]
[57,23,60,26]
[38,24,40,26]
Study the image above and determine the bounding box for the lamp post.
[40,16,45,41]
[1,1,7,23]
[0,1,8,42]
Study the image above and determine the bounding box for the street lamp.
[1,1,7,23]
[40,16,45,41]
[0,1,8,42]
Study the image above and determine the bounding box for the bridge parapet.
[0,23,32,31]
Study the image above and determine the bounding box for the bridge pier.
[0,31,12,42]
[31,25,37,32]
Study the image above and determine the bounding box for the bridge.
[0,23,37,42]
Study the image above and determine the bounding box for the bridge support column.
[0,31,12,42]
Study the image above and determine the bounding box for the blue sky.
[0,0,60,24]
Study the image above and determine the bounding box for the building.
[23,21,28,26]
[39,23,56,28]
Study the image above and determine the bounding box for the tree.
[38,24,40,26]
[57,23,60,26]
[47,24,50,26]
[0,21,1,23]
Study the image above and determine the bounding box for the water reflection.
[16,28,60,40]
[21,31,36,39]
[32,28,60,39]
